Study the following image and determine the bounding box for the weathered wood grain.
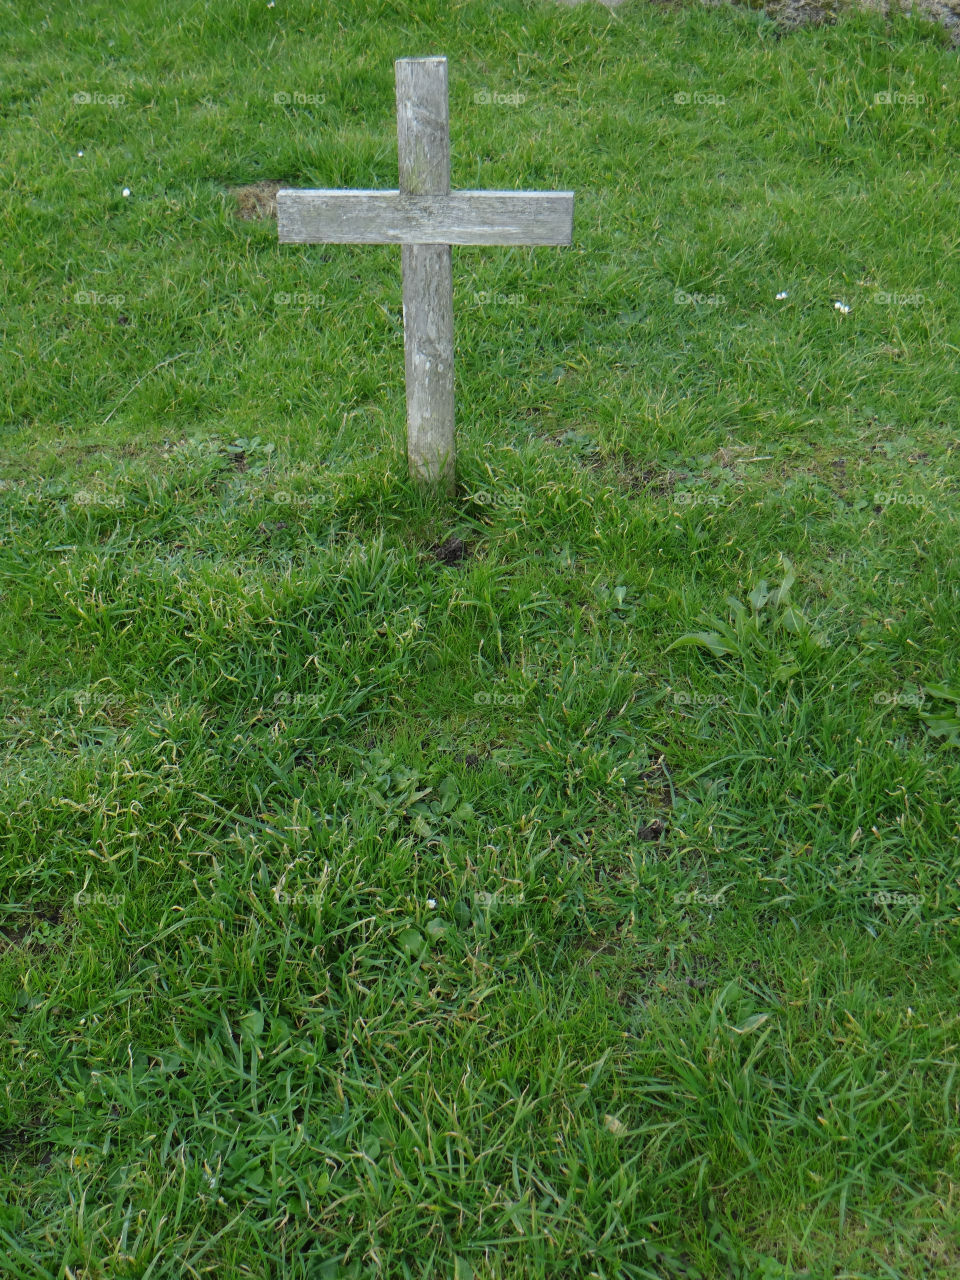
[276,189,575,246]
[401,241,454,486]
[396,56,450,197]
[395,57,455,488]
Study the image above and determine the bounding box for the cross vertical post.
[395,57,455,490]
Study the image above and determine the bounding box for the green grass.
[2,0,960,1275]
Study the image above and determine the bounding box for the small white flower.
[775,291,788,300]
[77,150,84,157]
[427,898,436,909]
[834,301,850,314]
[122,187,131,197]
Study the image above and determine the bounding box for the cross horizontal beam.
[277,189,574,246]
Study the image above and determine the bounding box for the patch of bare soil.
[430,534,471,565]
[0,1114,51,1167]
[0,906,64,954]
[597,453,682,495]
[227,181,287,221]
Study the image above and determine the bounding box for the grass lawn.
[2,0,960,1275]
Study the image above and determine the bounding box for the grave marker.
[278,56,574,489]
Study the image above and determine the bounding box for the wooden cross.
[277,56,574,490]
